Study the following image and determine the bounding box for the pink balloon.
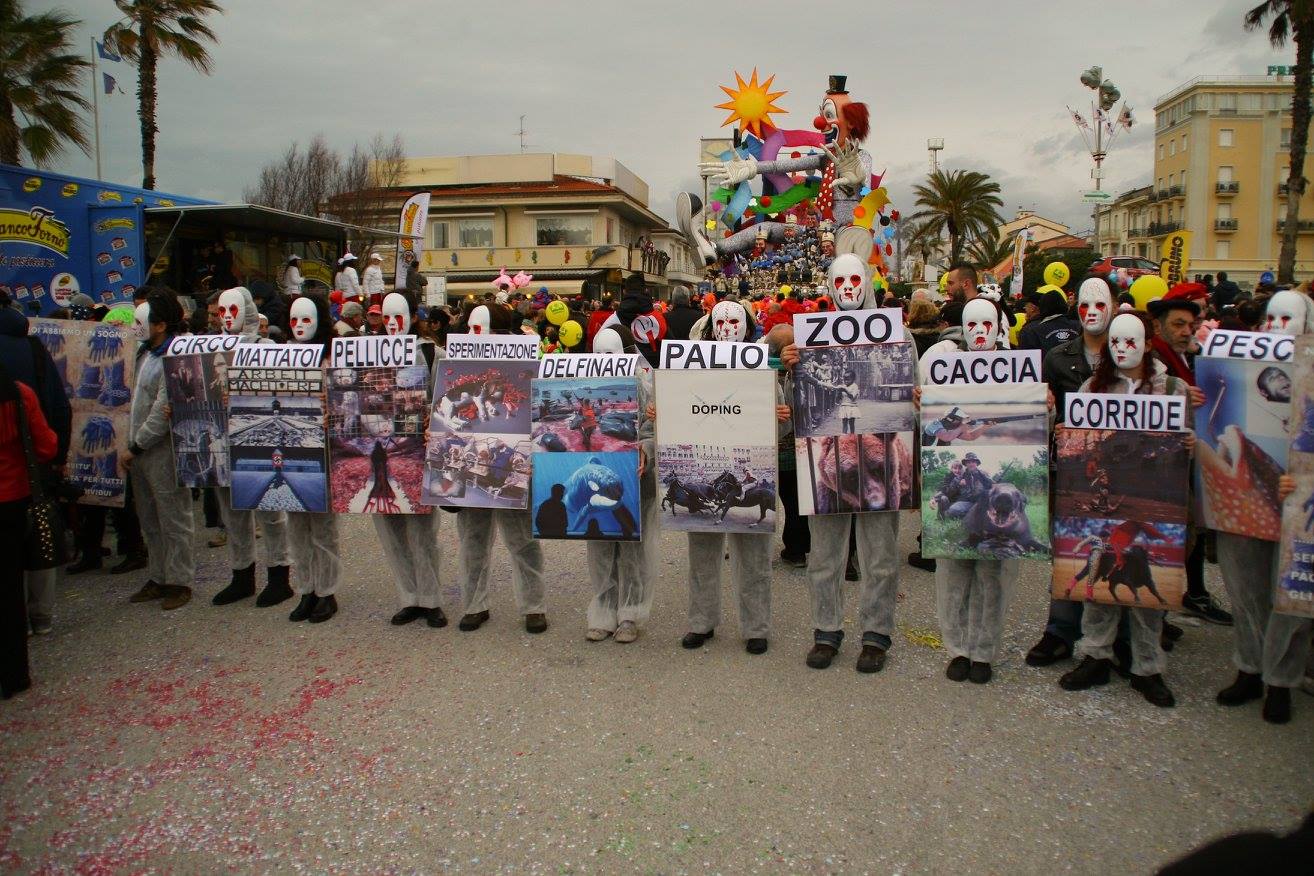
[710,202,723,212]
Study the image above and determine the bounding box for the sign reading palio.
[923,350,1042,386]
[659,340,769,369]
[792,307,906,348]
[1065,392,1187,432]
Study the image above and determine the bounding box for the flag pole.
[90,38,102,180]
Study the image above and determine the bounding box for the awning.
[144,203,414,241]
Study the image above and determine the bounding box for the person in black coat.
[664,287,703,342]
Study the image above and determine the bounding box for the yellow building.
[997,209,1070,245]
[1148,75,1314,283]
[1095,185,1157,264]
[371,153,693,299]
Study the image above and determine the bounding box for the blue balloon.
[1260,270,1276,285]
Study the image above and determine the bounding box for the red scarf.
[1150,336,1195,385]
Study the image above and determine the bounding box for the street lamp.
[1071,66,1134,249]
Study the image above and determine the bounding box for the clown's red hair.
[842,102,870,142]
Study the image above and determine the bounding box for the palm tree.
[0,1,91,167]
[103,0,222,189]
[964,233,1014,274]
[907,169,1005,264]
[1246,0,1314,284]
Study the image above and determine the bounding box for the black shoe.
[256,566,293,607]
[806,643,837,669]
[459,610,490,631]
[779,552,807,568]
[745,638,768,655]
[1025,632,1073,667]
[212,564,256,606]
[907,552,936,573]
[856,644,887,674]
[525,613,548,634]
[681,630,714,649]
[1130,673,1176,708]
[1111,639,1133,679]
[67,555,103,574]
[1216,670,1263,706]
[109,553,147,575]
[844,557,859,581]
[288,594,317,622]
[1181,592,1233,626]
[1263,686,1292,724]
[968,661,993,684]
[308,595,338,623]
[1162,620,1184,642]
[946,655,970,681]
[1059,656,1112,691]
[426,607,448,628]
[1,678,32,700]
[391,606,427,626]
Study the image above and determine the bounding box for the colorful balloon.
[1130,275,1169,311]
[558,319,583,347]
[545,300,569,326]
[1010,312,1028,347]
[1043,262,1071,287]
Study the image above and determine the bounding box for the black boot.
[255,565,293,607]
[1262,686,1292,724]
[1130,673,1176,708]
[1216,670,1263,706]
[681,630,713,649]
[458,610,490,631]
[288,594,317,622]
[212,564,256,605]
[308,594,338,623]
[1059,656,1112,691]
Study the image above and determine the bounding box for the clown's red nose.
[813,115,827,131]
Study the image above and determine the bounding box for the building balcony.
[1276,219,1314,233]
[1126,226,1147,238]
[1147,190,1160,202]
[1154,189,1170,201]
[420,243,634,273]
[1216,181,1239,195]
[1167,185,1184,199]
[1148,221,1183,236]
[1214,218,1238,232]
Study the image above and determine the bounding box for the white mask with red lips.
[217,288,245,335]
[962,299,998,351]
[593,327,624,354]
[1077,277,1114,335]
[467,305,491,335]
[133,302,151,343]
[1263,289,1310,336]
[711,300,749,342]
[289,297,317,342]
[382,292,410,336]
[827,253,867,311]
[1108,313,1146,372]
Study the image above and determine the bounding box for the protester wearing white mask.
[1211,293,1313,723]
[1059,311,1191,708]
[683,299,786,655]
[363,253,386,306]
[780,228,902,672]
[210,287,294,610]
[583,326,657,643]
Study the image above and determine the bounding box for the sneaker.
[945,656,970,681]
[614,621,639,644]
[745,638,768,655]
[1216,671,1263,706]
[681,630,713,649]
[458,610,490,631]
[1059,656,1112,691]
[1130,673,1176,708]
[586,628,612,642]
[907,552,936,573]
[524,613,548,634]
[1262,686,1292,724]
[207,530,228,548]
[1181,592,1233,626]
[779,552,807,568]
[390,606,426,626]
[1025,633,1073,667]
[308,595,338,623]
[160,585,192,611]
[806,643,837,669]
[129,580,166,603]
[968,661,992,684]
[855,644,886,673]
[110,553,148,575]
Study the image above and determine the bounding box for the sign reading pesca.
[1200,329,1293,363]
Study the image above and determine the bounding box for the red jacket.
[0,381,58,502]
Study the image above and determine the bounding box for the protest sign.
[164,334,238,488]
[655,366,777,533]
[1052,392,1191,610]
[28,318,134,506]
[226,343,328,512]
[919,354,1049,560]
[1276,335,1314,617]
[1195,330,1290,541]
[444,334,538,362]
[422,359,536,509]
[791,327,915,516]
[530,374,641,540]
[327,336,430,514]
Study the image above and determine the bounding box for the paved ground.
[2,510,1311,874]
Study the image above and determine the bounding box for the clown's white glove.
[699,155,759,188]
[823,143,865,194]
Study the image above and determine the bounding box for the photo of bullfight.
[228,395,329,512]
[421,432,533,510]
[326,365,430,514]
[1051,517,1187,609]
[531,377,639,454]
[1054,427,1189,523]
[920,445,1049,560]
[658,443,777,533]
[793,342,914,438]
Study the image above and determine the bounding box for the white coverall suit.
[1217,533,1313,687]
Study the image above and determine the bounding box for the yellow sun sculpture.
[715,68,787,138]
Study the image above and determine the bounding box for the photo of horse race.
[657,443,777,533]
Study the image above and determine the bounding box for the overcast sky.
[51,0,1287,235]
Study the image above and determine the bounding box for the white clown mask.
[217,287,246,335]
[1108,313,1146,372]
[711,301,749,342]
[828,253,867,310]
[289,297,318,342]
[468,305,491,335]
[593,327,624,354]
[1077,278,1114,335]
[1264,289,1310,336]
[962,299,999,351]
[382,292,410,336]
[133,302,151,343]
